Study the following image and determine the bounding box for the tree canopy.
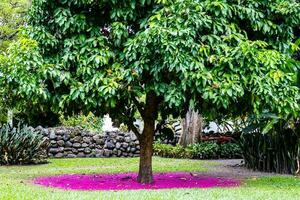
[1,0,299,183]
[0,0,29,51]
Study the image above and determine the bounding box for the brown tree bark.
[179,108,203,147]
[136,91,157,183]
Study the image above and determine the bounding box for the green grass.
[0,157,299,200]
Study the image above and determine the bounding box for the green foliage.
[6,0,297,128]
[0,36,60,126]
[0,124,49,165]
[240,118,300,174]
[154,141,242,159]
[0,0,29,51]
[59,112,103,133]
[154,142,193,158]
[187,142,220,159]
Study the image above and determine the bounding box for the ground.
[0,157,299,200]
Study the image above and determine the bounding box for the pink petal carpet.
[33,172,241,191]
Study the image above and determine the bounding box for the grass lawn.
[0,157,299,200]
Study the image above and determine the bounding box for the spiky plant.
[0,124,49,165]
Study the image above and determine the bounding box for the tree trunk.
[179,108,203,147]
[137,120,155,183]
[137,91,157,184]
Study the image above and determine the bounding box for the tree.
[0,0,29,125]
[0,0,29,51]
[179,109,203,147]
[2,0,300,183]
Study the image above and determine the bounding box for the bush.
[154,141,242,159]
[187,142,219,159]
[153,142,193,159]
[240,117,300,174]
[219,143,242,159]
[0,124,49,165]
[59,112,103,133]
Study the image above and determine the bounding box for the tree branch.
[127,121,141,140]
[132,97,145,118]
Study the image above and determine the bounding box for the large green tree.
[2,0,300,183]
[0,0,29,51]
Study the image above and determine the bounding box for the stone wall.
[36,126,140,158]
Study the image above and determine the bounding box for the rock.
[92,135,100,141]
[122,142,129,148]
[130,133,137,141]
[81,131,88,137]
[49,148,59,154]
[104,149,112,157]
[57,136,63,140]
[85,154,94,158]
[58,147,64,152]
[117,150,122,156]
[67,154,76,158]
[73,143,81,148]
[49,131,57,140]
[95,149,104,157]
[82,143,88,148]
[130,148,136,153]
[124,137,131,143]
[41,129,49,136]
[108,132,116,137]
[77,152,85,158]
[116,142,121,149]
[83,137,91,144]
[116,136,124,142]
[112,149,118,155]
[84,147,91,154]
[73,136,82,142]
[96,154,103,158]
[72,149,78,153]
[106,142,115,150]
[65,141,73,147]
[78,148,84,152]
[95,139,104,145]
[35,126,43,131]
[57,140,65,147]
[56,130,65,135]
[63,134,70,141]
[55,153,64,158]
[118,132,125,136]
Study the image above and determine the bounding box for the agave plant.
[0,124,49,165]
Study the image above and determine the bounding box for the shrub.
[154,141,242,159]
[153,142,193,159]
[187,142,220,159]
[219,143,242,159]
[0,124,49,165]
[240,116,300,174]
[59,112,103,133]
